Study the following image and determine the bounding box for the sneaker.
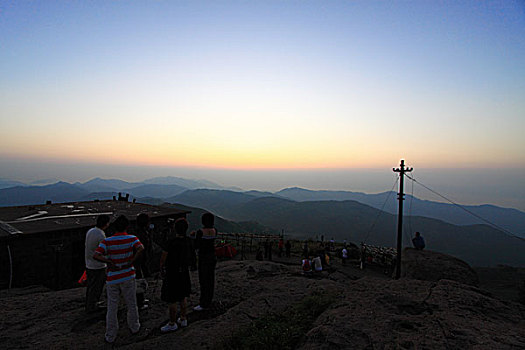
[131,325,141,335]
[177,318,188,327]
[193,305,204,311]
[160,322,178,333]
[104,337,115,347]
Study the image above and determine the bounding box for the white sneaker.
[193,305,204,311]
[177,318,188,327]
[160,322,178,333]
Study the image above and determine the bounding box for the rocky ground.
[0,249,524,349]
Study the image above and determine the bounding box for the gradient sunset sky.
[1,1,524,208]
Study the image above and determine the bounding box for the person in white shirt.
[312,256,323,272]
[342,247,348,265]
[85,215,110,313]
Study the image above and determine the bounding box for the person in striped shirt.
[94,215,144,344]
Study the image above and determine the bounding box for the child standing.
[160,218,193,332]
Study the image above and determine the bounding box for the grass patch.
[215,292,337,350]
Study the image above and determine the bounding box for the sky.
[1,1,524,209]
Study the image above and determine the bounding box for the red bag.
[78,270,87,285]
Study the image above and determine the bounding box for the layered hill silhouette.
[0,182,91,206]
[0,176,226,206]
[1,178,523,238]
[1,179,524,266]
[167,190,525,267]
[277,187,525,237]
[156,202,278,235]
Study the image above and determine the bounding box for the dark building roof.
[0,200,190,238]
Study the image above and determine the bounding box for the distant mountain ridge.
[275,187,525,237]
[0,182,90,206]
[166,189,525,267]
[0,179,27,190]
[76,178,142,192]
[143,176,226,189]
[0,179,523,239]
[0,176,234,206]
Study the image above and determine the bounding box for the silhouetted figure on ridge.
[285,240,292,258]
[412,231,426,250]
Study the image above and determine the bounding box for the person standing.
[263,239,269,259]
[134,213,152,310]
[159,218,193,332]
[302,241,309,258]
[84,215,110,313]
[267,239,273,261]
[285,240,291,258]
[193,213,218,311]
[278,238,284,257]
[134,213,152,279]
[341,246,348,265]
[94,215,144,344]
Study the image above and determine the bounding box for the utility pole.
[393,159,413,279]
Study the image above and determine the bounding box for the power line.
[408,173,415,236]
[405,174,524,242]
[399,173,415,246]
[362,176,399,244]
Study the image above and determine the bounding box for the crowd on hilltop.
[84,212,218,344]
[84,212,426,344]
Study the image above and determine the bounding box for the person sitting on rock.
[312,255,323,273]
[412,232,426,250]
[302,257,313,276]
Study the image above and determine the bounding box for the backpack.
[302,259,311,271]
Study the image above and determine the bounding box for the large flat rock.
[401,247,480,286]
[1,259,523,349]
[301,277,525,349]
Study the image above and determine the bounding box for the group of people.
[301,241,334,275]
[256,238,292,261]
[302,231,426,275]
[84,212,218,344]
